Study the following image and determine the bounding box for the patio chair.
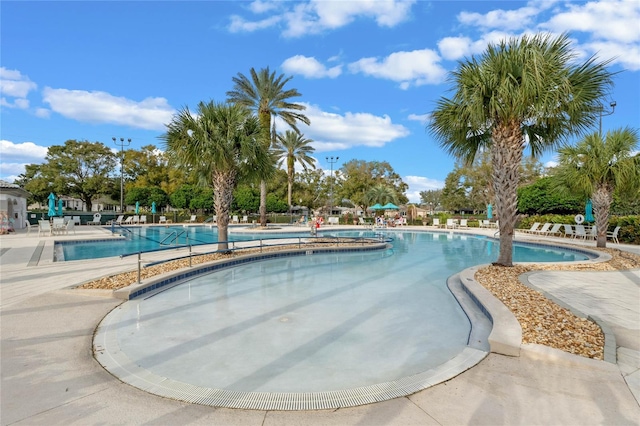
[89,213,102,225]
[52,218,65,235]
[432,218,441,228]
[241,215,248,223]
[574,224,588,239]
[72,216,81,225]
[107,215,124,225]
[132,215,140,224]
[543,223,563,237]
[519,222,541,233]
[563,224,574,238]
[606,226,621,244]
[187,215,197,223]
[38,220,52,237]
[65,220,76,234]
[533,223,552,235]
[123,216,133,224]
[158,216,168,224]
[232,215,239,224]
[459,219,468,228]
[140,215,147,224]
[446,218,457,229]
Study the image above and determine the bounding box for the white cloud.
[348,49,446,88]
[228,0,415,37]
[458,5,540,31]
[584,40,640,71]
[281,55,342,78]
[404,175,444,203]
[277,103,409,151]
[42,88,175,130]
[437,31,515,61]
[0,140,49,181]
[0,67,37,109]
[407,113,430,123]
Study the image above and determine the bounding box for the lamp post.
[598,101,616,136]
[112,137,131,213]
[326,156,339,217]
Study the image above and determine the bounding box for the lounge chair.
[544,223,563,237]
[72,216,81,225]
[574,224,588,239]
[123,216,133,224]
[241,215,248,223]
[519,222,541,233]
[132,215,140,224]
[107,215,124,225]
[25,220,33,236]
[140,215,147,224]
[232,215,239,224]
[38,220,52,237]
[158,216,168,224]
[481,220,491,228]
[606,226,620,244]
[432,218,441,228]
[52,218,65,234]
[187,215,197,223]
[459,219,468,228]
[446,218,457,229]
[88,213,102,225]
[533,223,552,235]
[563,224,574,238]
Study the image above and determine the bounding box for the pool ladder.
[160,229,188,246]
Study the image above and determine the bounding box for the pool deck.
[1,224,639,424]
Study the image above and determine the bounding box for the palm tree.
[161,101,272,251]
[364,184,398,207]
[272,130,316,217]
[429,33,614,266]
[227,67,310,227]
[553,128,639,247]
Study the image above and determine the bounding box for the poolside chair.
[187,215,197,223]
[241,215,248,223]
[606,226,620,244]
[446,218,456,229]
[132,215,140,224]
[544,223,563,237]
[432,218,440,228]
[52,218,65,235]
[107,215,124,225]
[459,219,468,228]
[232,215,239,224]
[533,223,552,235]
[72,216,81,226]
[140,215,147,224]
[563,224,574,238]
[481,220,491,228]
[38,220,53,237]
[574,224,588,239]
[65,220,76,234]
[89,213,102,225]
[25,220,33,236]
[519,222,541,234]
[158,216,168,224]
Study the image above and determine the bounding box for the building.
[0,180,30,230]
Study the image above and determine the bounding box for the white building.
[0,180,30,230]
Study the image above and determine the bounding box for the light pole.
[326,156,339,217]
[113,137,131,213]
[598,101,616,136]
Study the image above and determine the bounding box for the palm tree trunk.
[259,180,267,227]
[491,124,525,267]
[592,184,613,248]
[213,171,236,252]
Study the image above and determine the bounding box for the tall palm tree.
[227,67,310,227]
[429,33,614,266]
[272,130,316,216]
[553,128,639,247]
[161,101,272,251]
[364,184,398,208]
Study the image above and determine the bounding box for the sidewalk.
[1,225,639,424]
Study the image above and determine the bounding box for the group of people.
[375,213,402,228]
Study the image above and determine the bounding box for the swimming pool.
[94,230,592,409]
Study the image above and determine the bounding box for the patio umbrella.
[47,193,56,217]
[135,201,140,215]
[381,203,399,210]
[585,199,594,223]
[368,203,383,210]
[487,204,493,219]
[57,198,64,217]
[151,201,156,214]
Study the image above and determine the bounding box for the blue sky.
[1,0,639,203]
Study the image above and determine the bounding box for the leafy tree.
[169,184,196,210]
[233,185,260,213]
[295,168,325,211]
[440,168,467,212]
[161,101,272,251]
[125,187,151,207]
[21,139,117,211]
[517,177,582,215]
[419,189,442,211]
[553,128,639,247]
[227,67,310,226]
[148,187,169,209]
[429,33,613,266]
[339,160,408,212]
[266,193,288,213]
[189,187,214,211]
[273,130,316,215]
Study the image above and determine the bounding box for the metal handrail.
[160,229,187,246]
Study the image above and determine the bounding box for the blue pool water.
[96,230,591,397]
